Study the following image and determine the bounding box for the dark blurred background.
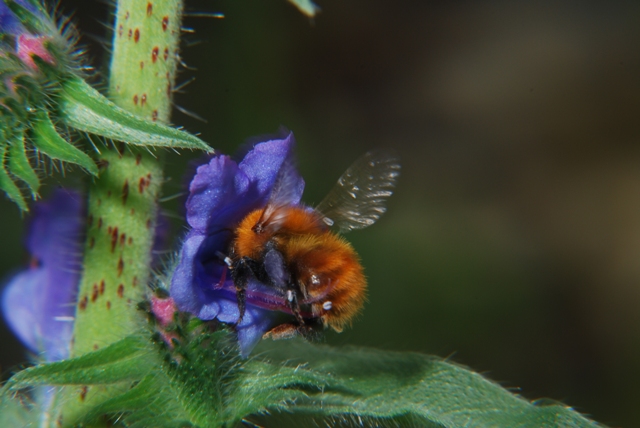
[2,0,640,426]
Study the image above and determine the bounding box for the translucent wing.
[256,152,305,233]
[316,150,400,233]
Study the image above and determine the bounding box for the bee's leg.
[285,286,306,326]
[262,323,300,340]
[263,321,318,341]
[231,269,248,324]
[229,256,263,324]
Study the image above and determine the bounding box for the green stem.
[55,0,184,425]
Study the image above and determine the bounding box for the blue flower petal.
[198,293,278,357]
[172,133,304,356]
[0,3,26,35]
[1,188,83,361]
[2,268,47,356]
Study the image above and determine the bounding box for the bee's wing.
[257,153,305,232]
[316,150,400,233]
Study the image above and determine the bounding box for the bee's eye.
[252,223,264,234]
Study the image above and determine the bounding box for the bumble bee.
[226,150,400,339]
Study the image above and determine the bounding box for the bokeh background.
[2,0,640,426]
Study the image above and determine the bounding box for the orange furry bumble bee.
[224,150,400,339]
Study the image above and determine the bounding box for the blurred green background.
[2,0,640,426]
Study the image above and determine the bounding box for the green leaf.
[7,336,151,389]
[59,77,212,152]
[2,326,604,427]
[30,111,99,176]
[80,374,195,428]
[8,133,40,196]
[0,144,27,211]
[287,0,321,17]
[246,339,604,428]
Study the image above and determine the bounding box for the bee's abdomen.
[285,232,366,332]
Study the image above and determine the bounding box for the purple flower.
[2,188,84,361]
[171,132,304,356]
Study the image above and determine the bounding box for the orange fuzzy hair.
[232,206,367,331]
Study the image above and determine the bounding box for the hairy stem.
[56,0,184,425]
[72,0,183,358]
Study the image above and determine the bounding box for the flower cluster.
[0,0,85,210]
[171,132,303,356]
[0,0,210,212]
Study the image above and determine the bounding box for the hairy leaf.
[0,144,27,211]
[7,336,151,388]
[59,77,212,152]
[31,111,99,176]
[2,328,605,427]
[7,133,40,196]
[246,339,604,428]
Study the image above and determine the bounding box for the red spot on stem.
[133,94,139,105]
[91,283,99,302]
[110,227,119,252]
[89,237,95,249]
[106,301,111,310]
[162,16,169,31]
[151,46,159,63]
[117,284,124,298]
[100,280,105,295]
[128,28,132,39]
[134,28,140,42]
[141,94,147,106]
[120,233,126,248]
[79,296,88,310]
[80,386,88,402]
[163,47,169,61]
[98,217,103,229]
[151,110,158,121]
[140,61,144,69]
[136,154,142,165]
[147,2,153,16]
[122,180,129,204]
[117,257,124,277]
[138,175,151,193]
